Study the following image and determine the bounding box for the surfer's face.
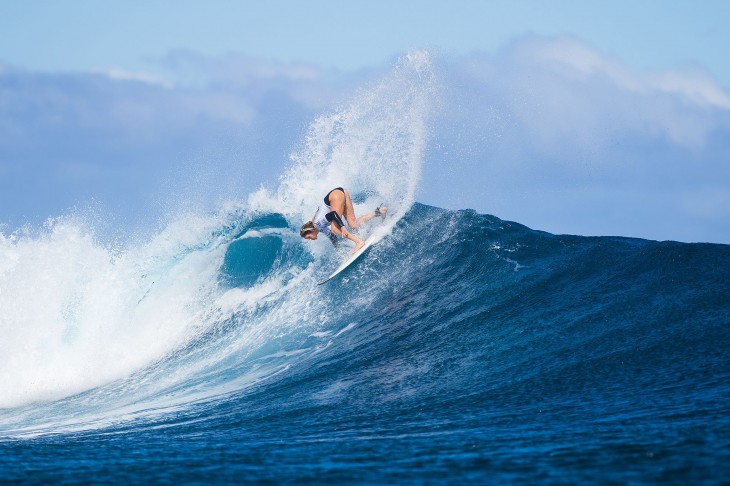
[304,230,318,240]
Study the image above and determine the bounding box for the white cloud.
[0,55,335,228]
[96,67,173,89]
[651,69,730,109]
[519,35,730,109]
[425,36,730,242]
[442,35,730,153]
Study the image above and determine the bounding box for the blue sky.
[1,1,729,242]
[2,1,729,85]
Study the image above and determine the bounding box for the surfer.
[300,187,387,253]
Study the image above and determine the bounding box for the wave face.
[1,54,729,483]
[2,203,728,483]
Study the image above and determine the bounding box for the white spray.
[0,51,436,421]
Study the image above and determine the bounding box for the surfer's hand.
[341,228,349,238]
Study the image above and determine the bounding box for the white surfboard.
[317,236,377,285]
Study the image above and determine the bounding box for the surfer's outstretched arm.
[331,222,366,253]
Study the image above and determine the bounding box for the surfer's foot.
[375,205,388,220]
[353,241,365,254]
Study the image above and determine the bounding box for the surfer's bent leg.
[325,205,364,253]
[328,188,381,228]
[327,189,347,222]
[342,190,361,228]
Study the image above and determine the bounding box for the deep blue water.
[1,203,729,484]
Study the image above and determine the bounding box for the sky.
[1,1,729,243]
[2,1,729,84]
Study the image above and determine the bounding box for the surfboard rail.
[317,237,376,285]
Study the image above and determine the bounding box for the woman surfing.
[300,187,387,254]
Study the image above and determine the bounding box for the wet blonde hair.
[300,221,316,237]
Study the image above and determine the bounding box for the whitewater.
[1,52,729,483]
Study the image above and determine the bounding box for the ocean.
[1,52,729,484]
